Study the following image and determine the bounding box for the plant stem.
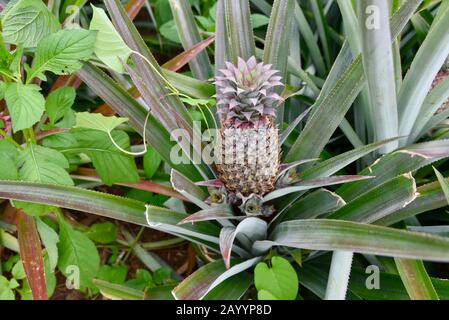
[325,251,354,300]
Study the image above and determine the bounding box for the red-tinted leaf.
[162,36,215,72]
[16,210,48,300]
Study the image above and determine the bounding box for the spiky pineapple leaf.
[263,219,449,262]
[434,168,449,205]
[394,258,439,300]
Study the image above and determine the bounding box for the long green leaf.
[337,140,449,201]
[394,258,439,300]
[377,177,449,226]
[359,0,399,153]
[168,0,213,80]
[223,0,256,62]
[301,138,400,179]
[0,181,220,250]
[329,174,417,224]
[398,2,449,142]
[267,219,449,262]
[263,0,294,122]
[434,167,449,204]
[411,74,449,141]
[214,0,229,73]
[293,2,326,76]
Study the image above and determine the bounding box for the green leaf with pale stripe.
[223,0,256,62]
[329,174,417,224]
[168,0,212,80]
[359,0,399,153]
[398,2,449,142]
[434,168,449,205]
[394,258,439,300]
[265,219,449,262]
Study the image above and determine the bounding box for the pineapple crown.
[214,56,284,128]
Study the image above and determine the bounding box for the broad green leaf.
[75,112,128,134]
[89,5,133,73]
[85,222,118,244]
[254,256,298,300]
[96,264,128,285]
[45,86,76,125]
[0,276,15,300]
[143,146,162,179]
[27,29,96,82]
[394,258,439,300]
[434,168,449,204]
[67,128,139,185]
[57,217,100,290]
[17,144,73,186]
[36,218,59,271]
[0,140,19,180]
[14,202,58,217]
[251,14,270,28]
[5,83,45,132]
[266,219,449,262]
[1,0,60,48]
[160,20,182,43]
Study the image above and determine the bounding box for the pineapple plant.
[214,56,283,196]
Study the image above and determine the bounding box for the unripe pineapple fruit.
[214,56,284,195]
